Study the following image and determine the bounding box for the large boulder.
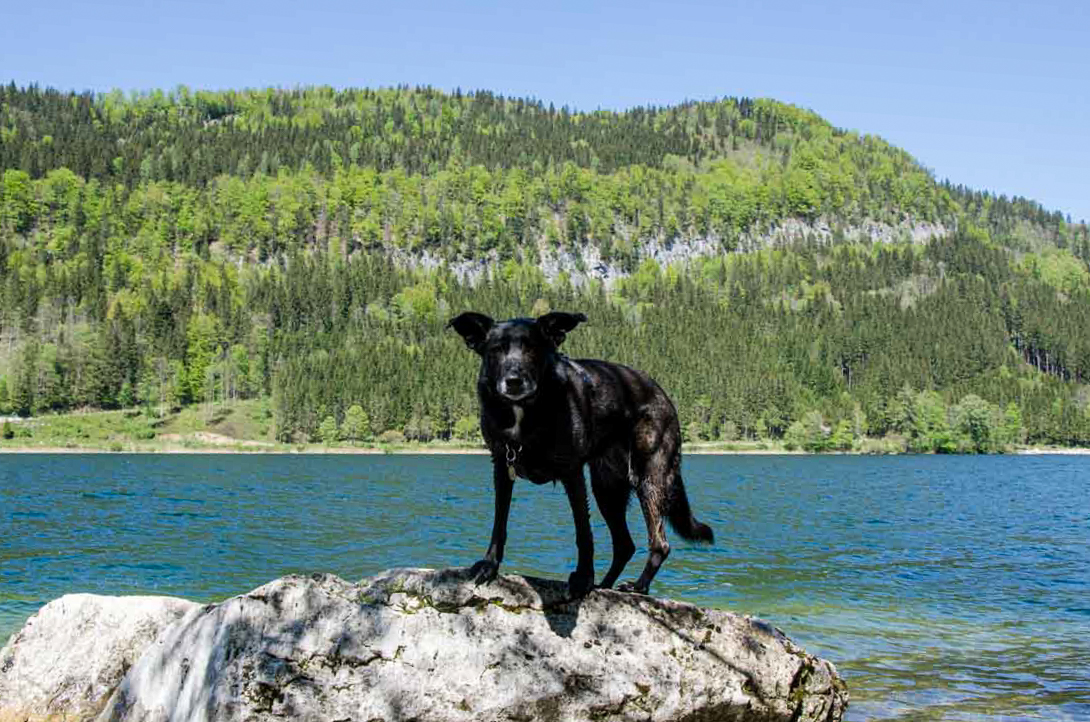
[1,568,847,721]
[0,593,199,722]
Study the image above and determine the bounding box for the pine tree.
[341,404,370,444]
[0,376,10,414]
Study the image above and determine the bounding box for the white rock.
[0,593,199,722]
[1,569,848,722]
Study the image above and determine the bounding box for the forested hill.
[1,83,1089,450]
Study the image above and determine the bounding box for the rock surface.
[1,568,848,722]
[0,593,199,722]
[397,216,949,287]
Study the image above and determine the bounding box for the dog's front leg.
[562,474,595,598]
[470,458,514,584]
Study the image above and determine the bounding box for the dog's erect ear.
[536,311,587,348]
[447,312,494,353]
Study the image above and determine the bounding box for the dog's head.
[448,311,587,402]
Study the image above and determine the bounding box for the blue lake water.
[1,453,1088,720]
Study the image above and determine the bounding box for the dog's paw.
[469,559,500,584]
[616,581,649,595]
[567,569,595,599]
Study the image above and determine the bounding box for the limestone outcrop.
[1,568,847,721]
[0,593,199,722]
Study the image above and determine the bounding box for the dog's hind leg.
[590,455,635,589]
[618,447,673,595]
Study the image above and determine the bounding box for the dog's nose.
[503,376,524,393]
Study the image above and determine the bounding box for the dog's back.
[571,357,714,537]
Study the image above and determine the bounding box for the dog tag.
[505,444,520,481]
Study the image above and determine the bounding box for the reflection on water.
[1,454,1088,721]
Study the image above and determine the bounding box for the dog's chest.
[513,447,569,484]
[511,425,586,484]
[487,396,587,481]
[502,405,526,442]
[501,403,581,451]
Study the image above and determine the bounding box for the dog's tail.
[667,475,714,543]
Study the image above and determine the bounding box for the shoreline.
[7,403,1087,458]
[1012,446,1090,455]
[0,445,490,455]
[1,444,1087,456]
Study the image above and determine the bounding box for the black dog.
[449,311,713,598]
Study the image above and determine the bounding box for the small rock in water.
[0,568,848,721]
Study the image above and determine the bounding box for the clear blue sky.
[3,0,1087,222]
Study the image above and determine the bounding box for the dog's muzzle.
[499,375,536,401]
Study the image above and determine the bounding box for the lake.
[1,453,1088,720]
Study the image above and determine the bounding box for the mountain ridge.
[1,83,1088,450]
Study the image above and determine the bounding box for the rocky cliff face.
[405,216,949,287]
[0,568,848,722]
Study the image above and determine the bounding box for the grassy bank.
[0,405,778,454]
[0,402,478,454]
[2,403,1084,455]
[0,401,798,454]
